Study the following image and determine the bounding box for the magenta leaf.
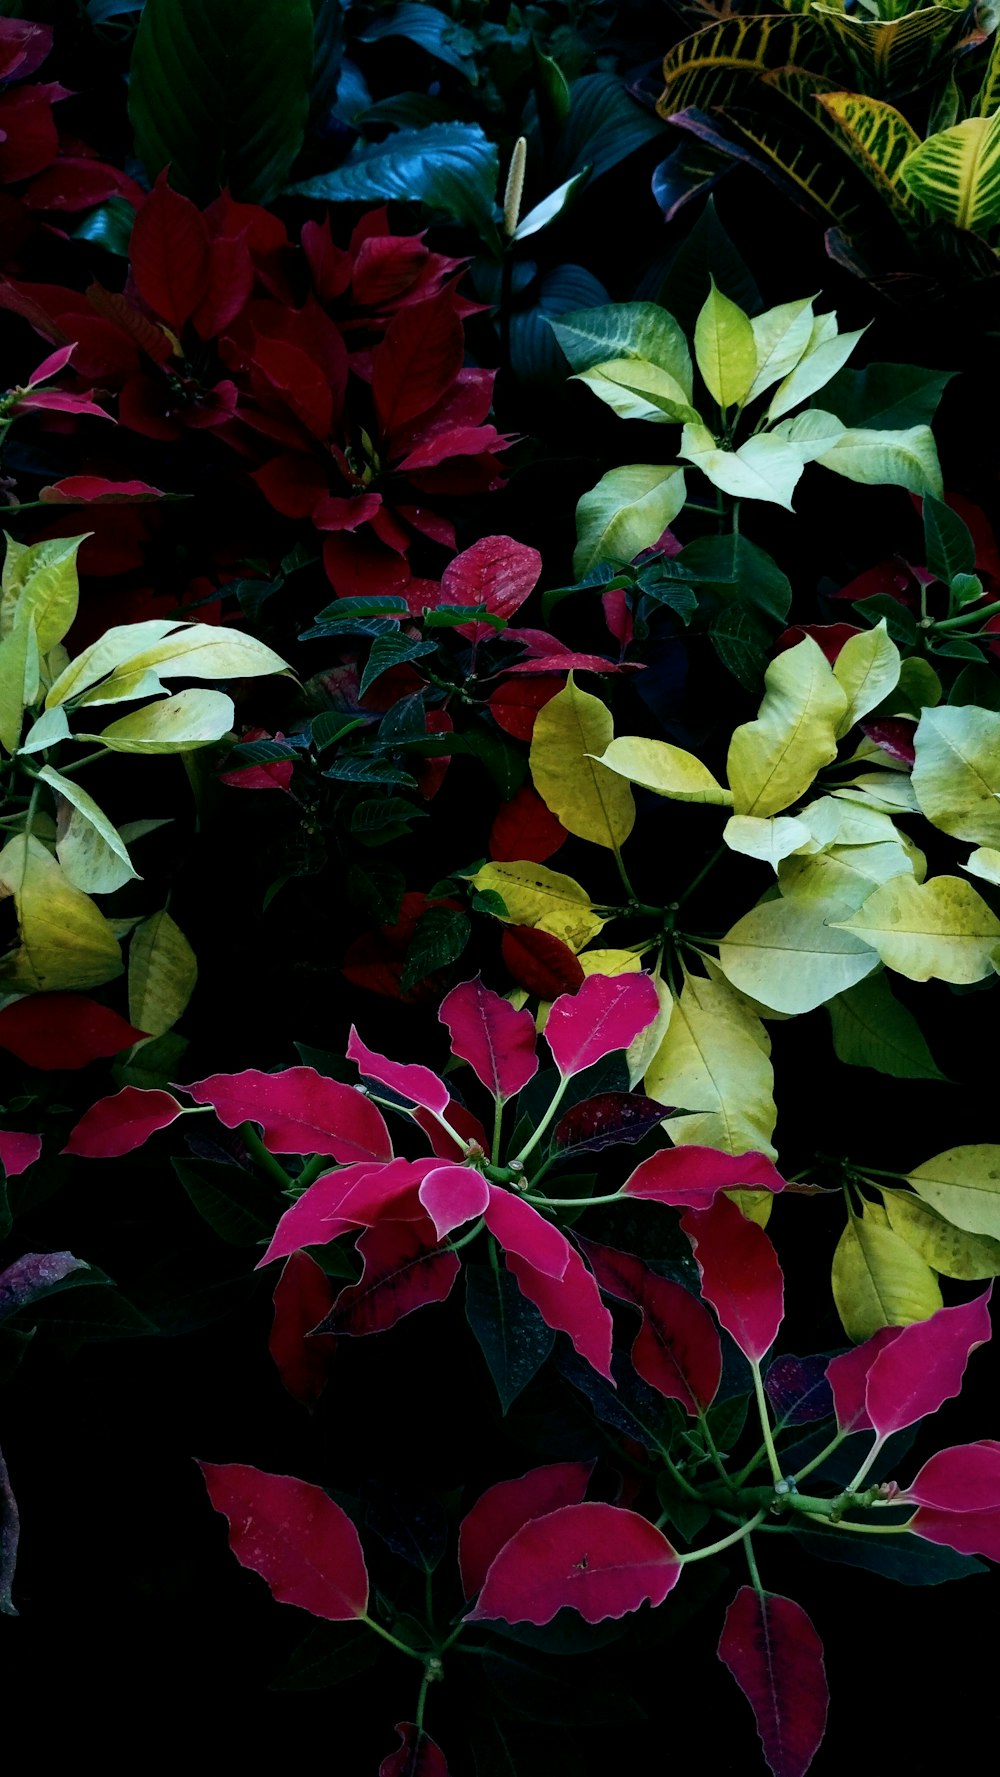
[347,1026,450,1117]
[268,1252,337,1409]
[321,1218,460,1336]
[184,1067,392,1161]
[553,1092,673,1157]
[379,1723,450,1777]
[483,1185,572,1279]
[764,1355,834,1426]
[904,1441,1000,1560]
[504,1242,614,1380]
[438,976,538,1101]
[63,1086,184,1158]
[0,1131,42,1177]
[544,974,660,1078]
[467,1501,680,1625]
[863,1289,992,1439]
[418,1164,490,1239]
[0,1442,19,1617]
[458,1460,594,1599]
[439,534,541,642]
[624,1146,785,1208]
[826,1328,904,1432]
[199,1462,369,1620]
[412,1098,488,1161]
[581,1237,722,1414]
[718,1587,829,1777]
[258,1160,428,1268]
[680,1195,784,1363]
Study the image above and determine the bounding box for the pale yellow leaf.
[716,895,878,1014]
[530,674,634,850]
[128,909,198,1039]
[83,687,235,754]
[644,973,777,1158]
[905,1145,1000,1239]
[727,636,848,817]
[832,620,901,737]
[38,765,138,895]
[599,735,732,805]
[832,1209,942,1342]
[832,873,1000,983]
[469,861,605,951]
[1,533,84,653]
[0,833,122,992]
[911,705,1000,847]
[882,1190,1000,1280]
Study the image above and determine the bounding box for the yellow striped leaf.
[900,109,1000,233]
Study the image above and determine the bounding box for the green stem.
[731,1443,768,1489]
[744,1533,764,1595]
[491,1095,503,1165]
[799,1513,913,1534]
[792,1427,847,1485]
[296,1154,328,1192]
[512,1073,570,1167]
[660,1449,705,1503]
[698,1410,733,1486]
[523,1188,623,1211]
[51,746,110,776]
[751,1360,784,1488]
[676,845,726,909]
[359,1615,426,1661]
[612,843,637,902]
[680,1510,767,1564]
[846,1436,885,1493]
[239,1122,294,1190]
[414,1667,432,1732]
[445,1217,485,1254]
[932,595,1000,632]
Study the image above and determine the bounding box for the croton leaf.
[320,1217,460,1336]
[346,1026,450,1117]
[467,1502,681,1625]
[458,1461,594,1599]
[718,1586,828,1777]
[198,1463,369,1620]
[681,1195,784,1362]
[63,1086,184,1158]
[183,1067,392,1161]
[581,1237,722,1414]
[544,973,659,1077]
[268,1251,337,1409]
[623,1147,785,1209]
[0,994,145,1069]
[438,976,538,1101]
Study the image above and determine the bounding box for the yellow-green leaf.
[84,687,235,754]
[108,622,290,683]
[832,873,1000,982]
[727,635,848,817]
[779,838,918,914]
[37,765,138,895]
[716,895,879,1014]
[817,425,943,497]
[530,674,634,850]
[767,313,864,422]
[747,297,815,403]
[724,814,813,866]
[882,1190,1000,1280]
[912,705,1000,847]
[833,773,920,813]
[905,1145,1000,1240]
[19,703,69,755]
[573,463,687,576]
[678,424,806,511]
[965,846,1000,886]
[572,358,699,424]
[832,1208,942,1342]
[0,623,34,754]
[578,947,644,976]
[832,620,901,736]
[900,109,1000,232]
[644,974,777,1159]
[45,618,178,707]
[0,833,122,992]
[794,793,900,850]
[626,971,673,1089]
[469,861,605,951]
[128,908,198,1038]
[598,735,732,805]
[1,534,84,654]
[694,280,756,410]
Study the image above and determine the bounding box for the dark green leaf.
[235,576,283,619]
[821,363,954,432]
[932,636,986,660]
[460,725,527,800]
[226,739,299,767]
[791,1522,985,1585]
[361,1480,448,1573]
[482,1645,644,1724]
[510,262,608,391]
[423,604,506,631]
[270,1622,379,1691]
[471,888,509,918]
[289,122,501,245]
[350,797,425,834]
[853,594,918,646]
[13,1283,157,1343]
[552,73,664,183]
[401,906,470,991]
[324,757,418,787]
[647,196,762,333]
[950,572,984,608]
[923,495,975,587]
[360,634,436,698]
[344,861,405,921]
[129,0,315,202]
[0,1174,9,1244]
[949,663,1000,710]
[709,602,773,689]
[356,4,476,79]
[71,195,134,256]
[682,533,791,621]
[310,712,368,751]
[465,1263,555,1412]
[172,1157,278,1246]
[828,973,947,1081]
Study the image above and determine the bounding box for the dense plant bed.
[2,2,1000,1769]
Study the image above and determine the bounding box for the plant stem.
[792,1428,847,1485]
[660,1449,705,1503]
[676,845,725,908]
[523,1188,623,1211]
[751,1361,784,1488]
[491,1094,503,1165]
[799,1513,912,1535]
[512,1073,570,1167]
[680,1509,767,1564]
[359,1614,426,1661]
[296,1154,328,1191]
[698,1410,733,1486]
[52,746,110,775]
[612,842,637,901]
[846,1436,885,1493]
[239,1122,294,1190]
[445,1217,485,1254]
[932,595,1000,632]
[414,1666,432,1732]
[744,1533,764,1595]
